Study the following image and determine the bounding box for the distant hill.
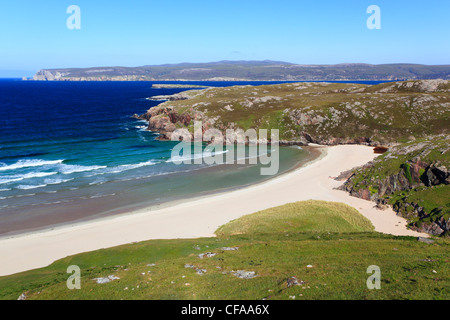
[32,61,450,81]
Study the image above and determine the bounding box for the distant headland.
[30,60,450,81]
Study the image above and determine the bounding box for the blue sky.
[1,0,449,76]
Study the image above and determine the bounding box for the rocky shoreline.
[133,109,378,147]
[337,137,449,236]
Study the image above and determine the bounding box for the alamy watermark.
[67,5,81,30]
[67,265,81,289]
[367,5,381,30]
[169,121,280,176]
[366,265,381,289]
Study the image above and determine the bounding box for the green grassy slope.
[216,200,374,236]
[1,201,448,300]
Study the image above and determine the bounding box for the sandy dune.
[0,145,428,276]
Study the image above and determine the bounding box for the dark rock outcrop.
[338,138,449,236]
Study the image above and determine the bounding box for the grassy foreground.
[0,200,448,300]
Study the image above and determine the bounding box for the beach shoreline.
[0,144,428,276]
[0,146,313,238]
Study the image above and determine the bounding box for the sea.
[0,79,385,236]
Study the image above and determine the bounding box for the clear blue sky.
[1,0,449,76]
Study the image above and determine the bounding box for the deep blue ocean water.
[0,79,387,235]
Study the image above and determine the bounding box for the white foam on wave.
[0,171,58,185]
[16,193,36,197]
[0,159,64,172]
[59,164,107,175]
[44,177,74,185]
[0,177,23,184]
[89,179,106,186]
[89,193,116,199]
[166,150,229,164]
[135,125,147,131]
[86,160,156,177]
[108,160,156,173]
[166,148,275,165]
[16,184,47,190]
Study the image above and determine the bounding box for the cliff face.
[33,69,148,81]
[136,106,195,140]
[135,89,215,141]
[33,70,67,81]
[338,137,450,236]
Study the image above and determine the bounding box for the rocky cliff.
[338,136,450,236]
[136,80,450,146]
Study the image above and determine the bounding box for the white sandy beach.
[0,144,428,276]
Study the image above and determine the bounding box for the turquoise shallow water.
[0,80,310,235]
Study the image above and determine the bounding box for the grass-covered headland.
[138,79,449,145]
[1,200,448,300]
